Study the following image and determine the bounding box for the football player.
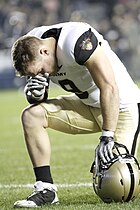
[11,21,140,208]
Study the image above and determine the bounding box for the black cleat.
[14,181,59,208]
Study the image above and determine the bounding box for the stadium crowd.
[0,0,140,79]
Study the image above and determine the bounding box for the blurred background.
[0,0,140,89]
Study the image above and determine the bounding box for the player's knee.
[21,105,46,128]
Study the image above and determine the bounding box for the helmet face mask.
[92,142,140,203]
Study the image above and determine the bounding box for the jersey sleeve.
[74,28,98,65]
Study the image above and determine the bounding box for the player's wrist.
[102,129,114,137]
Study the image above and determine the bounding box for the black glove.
[95,136,114,164]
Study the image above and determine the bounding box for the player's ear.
[40,48,49,55]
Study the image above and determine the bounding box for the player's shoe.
[14,181,59,208]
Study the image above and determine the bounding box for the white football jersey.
[27,22,140,108]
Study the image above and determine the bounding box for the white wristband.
[102,130,114,137]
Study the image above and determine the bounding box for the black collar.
[41,28,62,42]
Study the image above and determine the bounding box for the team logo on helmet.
[80,38,93,50]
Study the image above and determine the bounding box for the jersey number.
[58,79,88,99]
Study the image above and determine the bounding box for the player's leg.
[41,94,101,134]
[115,104,140,157]
[22,94,101,170]
[14,94,101,208]
[14,104,59,208]
[21,104,51,167]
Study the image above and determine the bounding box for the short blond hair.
[11,35,41,76]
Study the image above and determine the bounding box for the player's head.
[11,35,57,77]
[92,142,140,203]
[11,35,41,76]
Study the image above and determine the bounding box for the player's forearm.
[100,84,119,132]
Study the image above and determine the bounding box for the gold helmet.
[91,142,140,203]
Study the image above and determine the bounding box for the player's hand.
[24,75,49,99]
[95,136,114,164]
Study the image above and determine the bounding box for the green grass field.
[0,85,140,210]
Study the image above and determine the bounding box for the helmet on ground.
[92,142,140,203]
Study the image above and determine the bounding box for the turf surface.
[0,85,140,210]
